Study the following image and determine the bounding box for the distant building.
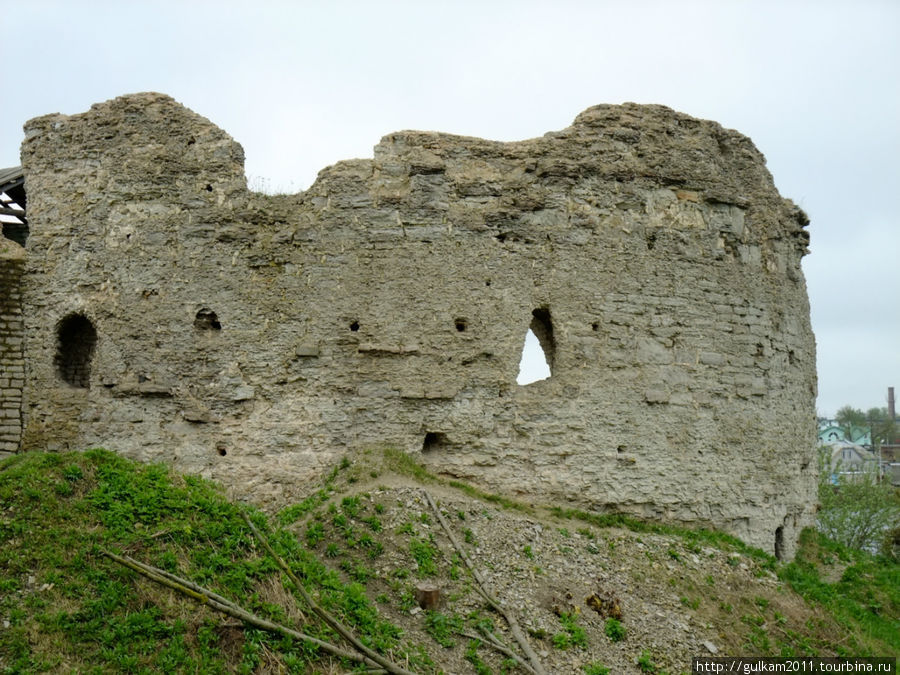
[816,420,871,447]
[822,441,878,483]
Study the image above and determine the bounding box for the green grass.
[550,506,777,569]
[0,449,420,673]
[446,479,533,514]
[636,649,667,674]
[424,611,463,648]
[779,528,900,655]
[552,612,588,650]
[382,446,437,483]
[3,447,897,670]
[464,638,493,675]
[409,536,439,577]
[604,617,626,642]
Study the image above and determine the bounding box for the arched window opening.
[55,314,97,388]
[517,308,555,385]
[194,308,221,331]
[774,526,785,561]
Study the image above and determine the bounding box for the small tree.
[866,407,899,448]
[835,405,867,432]
[817,447,900,552]
[882,525,900,562]
[835,405,899,449]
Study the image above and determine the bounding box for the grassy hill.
[0,448,897,673]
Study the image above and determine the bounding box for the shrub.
[584,663,611,675]
[552,613,587,649]
[880,525,900,561]
[604,617,626,642]
[817,447,900,551]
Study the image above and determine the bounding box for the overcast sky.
[1,0,897,416]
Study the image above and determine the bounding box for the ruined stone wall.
[0,237,25,456]
[19,93,817,558]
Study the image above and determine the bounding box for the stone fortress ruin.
[0,93,817,559]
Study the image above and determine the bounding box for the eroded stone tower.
[5,93,817,558]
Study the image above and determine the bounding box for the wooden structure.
[0,166,27,246]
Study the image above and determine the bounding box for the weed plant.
[604,617,626,642]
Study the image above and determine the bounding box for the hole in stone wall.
[216,443,227,457]
[455,318,468,332]
[55,314,98,388]
[194,309,221,331]
[422,432,448,453]
[591,322,599,331]
[205,184,213,192]
[349,321,360,332]
[774,526,785,561]
[645,231,657,250]
[517,308,554,385]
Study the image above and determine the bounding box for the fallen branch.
[240,511,417,675]
[102,550,387,673]
[422,490,546,675]
[460,631,538,675]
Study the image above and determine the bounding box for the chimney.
[889,386,896,420]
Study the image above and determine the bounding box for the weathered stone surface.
[11,93,817,558]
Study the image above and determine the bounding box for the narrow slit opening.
[774,526,785,561]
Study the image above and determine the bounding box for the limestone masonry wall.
[12,93,817,558]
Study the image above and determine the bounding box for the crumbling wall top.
[15,93,818,559]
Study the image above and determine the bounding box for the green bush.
[604,617,626,642]
[880,525,900,561]
[637,649,664,673]
[409,537,438,576]
[424,611,462,648]
[817,447,900,551]
[552,613,587,649]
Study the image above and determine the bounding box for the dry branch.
[422,490,547,675]
[101,550,387,673]
[460,631,538,675]
[240,511,417,675]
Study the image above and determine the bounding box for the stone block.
[295,342,320,357]
[699,351,726,366]
[644,388,670,404]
